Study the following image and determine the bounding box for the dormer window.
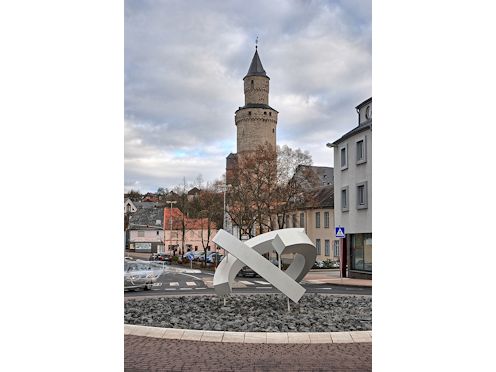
[365,105,371,119]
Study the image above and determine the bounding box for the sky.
[125,0,371,193]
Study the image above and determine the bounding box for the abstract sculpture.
[212,228,316,303]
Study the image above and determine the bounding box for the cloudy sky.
[125,0,371,193]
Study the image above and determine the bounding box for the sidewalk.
[303,271,372,288]
[125,335,372,371]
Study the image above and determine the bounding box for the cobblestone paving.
[125,335,371,371]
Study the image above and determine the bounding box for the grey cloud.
[125,0,371,192]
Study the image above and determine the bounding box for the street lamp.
[166,200,177,259]
[219,184,231,262]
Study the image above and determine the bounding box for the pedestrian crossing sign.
[335,226,345,238]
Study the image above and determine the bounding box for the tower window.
[272,128,275,133]
[264,111,267,115]
[251,80,254,88]
[269,112,271,116]
[248,111,251,116]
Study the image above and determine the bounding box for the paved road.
[125,335,372,371]
[124,270,371,298]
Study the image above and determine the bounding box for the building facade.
[163,207,219,255]
[330,97,372,279]
[270,185,338,263]
[127,207,165,253]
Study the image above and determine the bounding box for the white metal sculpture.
[212,228,316,303]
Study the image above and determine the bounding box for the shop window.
[350,233,372,272]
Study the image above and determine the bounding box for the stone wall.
[244,76,270,105]
[235,108,277,153]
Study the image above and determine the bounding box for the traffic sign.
[335,226,345,238]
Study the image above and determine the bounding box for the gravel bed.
[124,294,371,332]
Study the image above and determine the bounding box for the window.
[316,239,321,255]
[137,231,144,237]
[292,214,297,227]
[356,181,368,209]
[269,112,272,116]
[248,111,251,116]
[264,111,267,115]
[251,80,254,88]
[299,212,304,228]
[341,186,349,212]
[356,137,367,164]
[350,233,372,271]
[324,212,329,228]
[333,240,340,257]
[156,231,159,235]
[340,144,348,170]
[315,212,320,228]
[325,240,330,256]
[272,128,275,133]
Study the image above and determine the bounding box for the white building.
[329,97,372,279]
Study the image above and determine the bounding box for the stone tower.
[235,48,278,154]
[226,47,278,183]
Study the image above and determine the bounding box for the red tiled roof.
[163,208,216,230]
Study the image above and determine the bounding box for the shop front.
[348,233,372,279]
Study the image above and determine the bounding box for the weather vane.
[256,35,258,49]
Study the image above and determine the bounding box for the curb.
[124,324,372,344]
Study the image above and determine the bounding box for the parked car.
[313,260,324,269]
[197,251,212,262]
[124,261,160,291]
[150,253,171,263]
[207,253,224,264]
[237,266,259,278]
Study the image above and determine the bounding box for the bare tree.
[197,184,223,265]
[226,143,313,237]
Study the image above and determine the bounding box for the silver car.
[124,261,160,291]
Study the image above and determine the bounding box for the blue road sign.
[335,226,345,238]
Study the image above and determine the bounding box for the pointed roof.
[244,49,268,79]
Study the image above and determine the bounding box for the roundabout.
[124,293,371,333]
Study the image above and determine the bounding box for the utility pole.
[220,184,230,262]
[166,200,177,259]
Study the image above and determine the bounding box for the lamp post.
[166,200,177,259]
[220,184,231,262]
